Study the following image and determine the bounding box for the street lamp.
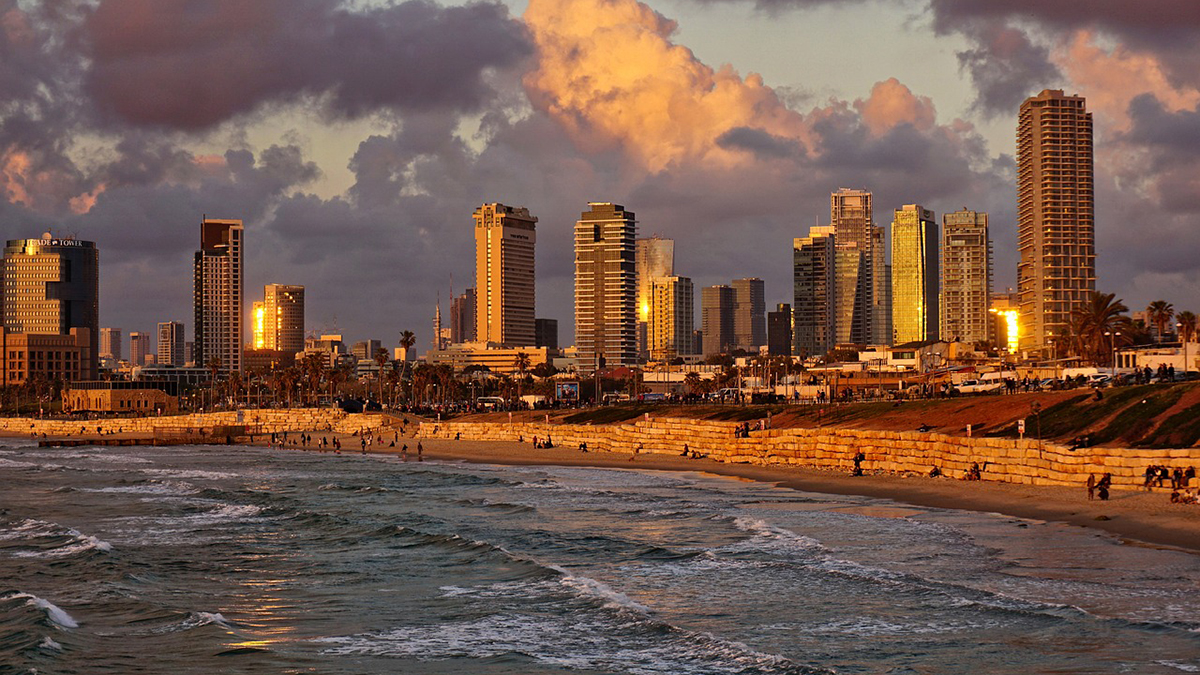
[1178,322,1188,378]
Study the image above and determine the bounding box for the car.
[956,379,1004,394]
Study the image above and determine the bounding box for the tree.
[1177,311,1197,344]
[205,357,222,409]
[684,371,702,395]
[1147,300,1175,343]
[513,352,531,407]
[398,330,417,400]
[1069,292,1130,365]
[374,348,390,404]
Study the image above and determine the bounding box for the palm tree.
[205,357,222,410]
[1070,292,1130,365]
[398,330,416,401]
[513,352,531,407]
[1177,311,1197,375]
[684,371,702,396]
[374,348,390,404]
[1147,300,1175,343]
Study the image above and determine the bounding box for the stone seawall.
[0,409,394,438]
[419,418,1200,492]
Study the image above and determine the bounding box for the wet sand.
[31,428,1200,554]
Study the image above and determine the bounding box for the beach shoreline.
[17,428,1200,554]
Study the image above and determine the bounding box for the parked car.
[956,379,1004,394]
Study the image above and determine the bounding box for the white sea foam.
[730,516,827,553]
[550,565,652,615]
[5,592,80,628]
[2,519,113,557]
[1158,661,1200,673]
[39,635,63,651]
[82,480,197,496]
[80,453,153,464]
[141,468,237,480]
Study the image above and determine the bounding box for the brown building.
[1017,90,1094,358]
[575,202,638,370]
[64,380,178,414]
[1,328,90,386]
[243,348,297,373]
[194,218,244,373]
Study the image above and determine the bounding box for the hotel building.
[1,235,99,379]
[473,203,537,347]
[1017,90,1095,357]
[574,202,638,370]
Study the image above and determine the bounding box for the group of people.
[531,435,554,449]
[1144,465,1195,490]
[1086,473,1113,500]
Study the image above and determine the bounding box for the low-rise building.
[425,343,554,374]
[1,328,90,386]
[64,380,179,413]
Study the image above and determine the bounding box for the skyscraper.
[941,209,992,344]
[767,303,793,357]
[251,301,266,349]
[732,277,766,351]
[535,318,558,350]
[100,327,121,362]
[701,285,736,357]
[157,321,186,367]
[473,203,537,347]
[649,276,693,361]
[1,235,99,379]
[635,236,674,358]
[793,226,836,358]
[830,189,877,345]
[194,218,243,374]
[891,204,939,344]
[263,284,304,353]
[129,331,151,367]
[574,202,638,370]
[1017,89,1094,357]
[450,288,477,344]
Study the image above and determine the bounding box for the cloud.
[953,22,1060,116]
[83,0,532,130]
[715,127,801,159]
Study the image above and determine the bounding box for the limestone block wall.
[0,409,392,438]
[418,418,1200,492]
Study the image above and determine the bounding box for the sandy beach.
[222,428,1200,555]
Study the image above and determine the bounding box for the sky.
[2,0,1199,350]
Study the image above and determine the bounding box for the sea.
[2,436,1199,675]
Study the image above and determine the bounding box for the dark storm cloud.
[83,0,532,130]
[716,127,802,159]
[953,23,1060,117]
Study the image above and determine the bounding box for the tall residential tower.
[890,204,939,344]
[574,203,638,370]
[941,209,992,344]
[1017,90,1094,357]
[193,218,243,374]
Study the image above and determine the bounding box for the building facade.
[450,288,477,344]
[99,327,121,362]
[767,303,792,356]
[473,203,537,347]
[793,226,836,358]
[129,331,151,367]
[535,318,559,351]
[193,218,243,373]
[157,321,186,367]
[649,276,694,361]
[891,204,940,344]
[941,209,992,345]
[1017,90,1095,357]
[732,277,766,351]
[830,188,882,345]
[2,235,99,379]
[574,202,638,370]
[262,284,304,353]
[1,328,89,386]
[635,236,675,359]
[701,284,736,357]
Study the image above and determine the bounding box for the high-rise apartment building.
[1,235,99,379]
[351,339,383,361]
[129,331,151,367]
[100,327,121,362]
[649,276,693,361]
[636,236,674,359]
[473,203,537,347]
[732,277,766,351]
[891,204,939,344]
[450,288,477,344]
[251,301,266,349]
[767,303,792,356]
[830,189,878,345]
[262,284,304,353]
[793,226,836,358]
[941,209,992,344]
[157,321,185,367]
[574,202,638,370]
[701,285,736,357]
[194,218,244,374]
[1017,90,1095,357]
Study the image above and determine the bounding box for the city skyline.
[1,0,1197,346]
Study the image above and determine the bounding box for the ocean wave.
[81,479,197,496]
[39,635,63,651]
[3,592,80,629]
[550,565,652,615]
[1,519,113,558]
[141,468,237,480]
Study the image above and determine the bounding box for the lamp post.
[1178,322,1187,378]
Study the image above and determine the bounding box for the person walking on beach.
[401,444,408,461]
[1097,473,1112,501]
[417,442,424,461]
[1086,474,1096,501]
